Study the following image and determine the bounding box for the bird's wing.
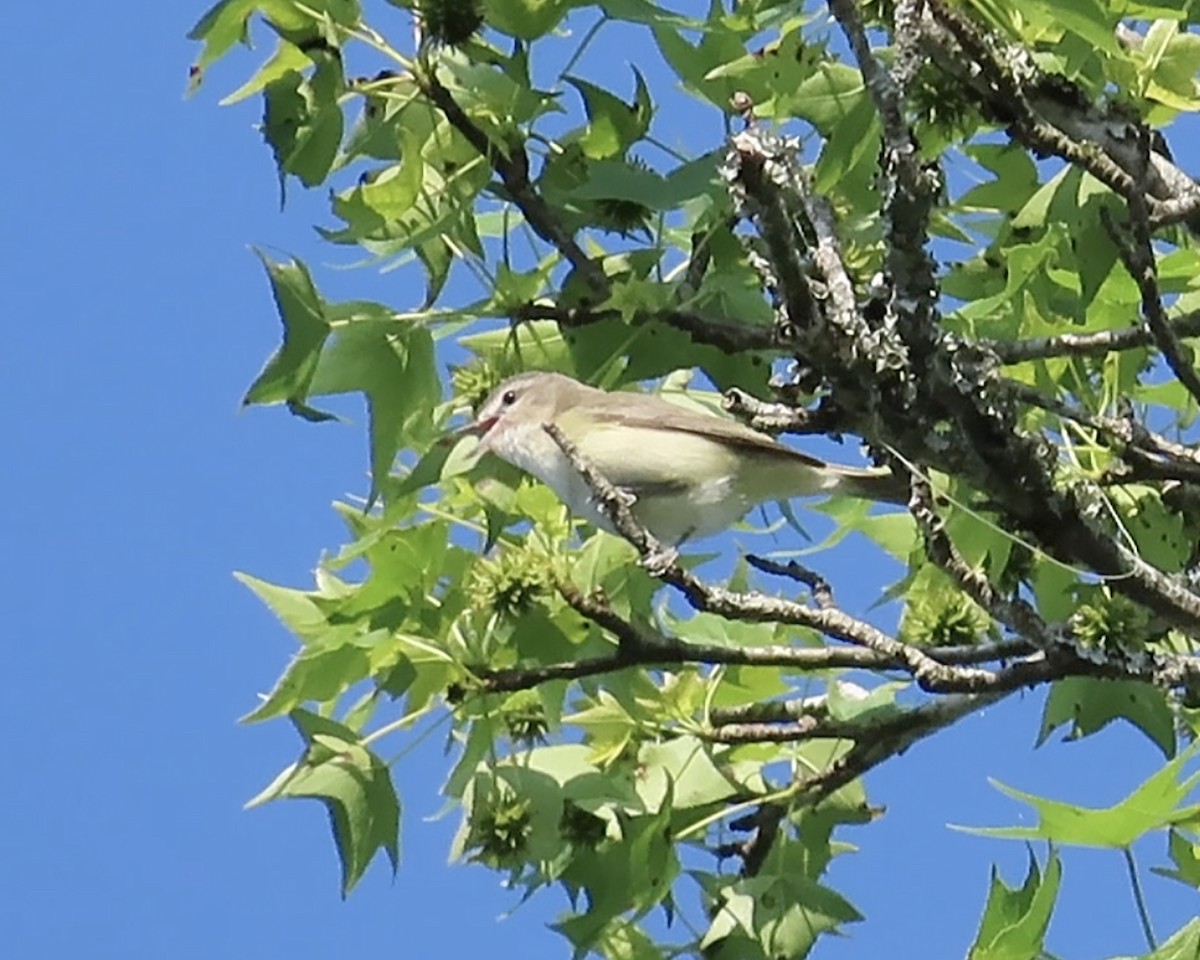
[553,411,702,492]
[580,392,828,467]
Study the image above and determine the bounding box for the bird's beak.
[439,415,499,473]
[450,414,497,441]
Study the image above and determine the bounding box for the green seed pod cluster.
[559,800,608,850]
[472,547,550,617]
[1072,593,1152,652]
[451,360,504,412]
[417,0,483,47]
[468,792,533,867]
[501,689,549,746]
[901,591,991,647]
[452,357,526,413]
[591,197,653,237]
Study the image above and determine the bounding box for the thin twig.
[908,474,1057,646]
[722,389,852,436]
[1111,136,1200,407]
[733,804,784,877]
[985,312,1200,363]
[513,302,779,355]
[1002,380,1200,482]
[1123,846,1158,951]
[745,554,835,608]
[791,690,1012,804]
[417,66,606,294]
[830,0,940,355]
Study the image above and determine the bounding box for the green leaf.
[189,0,361,75]
[235,571,329,641]
[968,850,1062,960]
[555,800,679,952]
[636,736,740,811]
[788,62,867,131]
[1012,166,1073,230]
[700,872,861,959]
[567,70,652,160]
[308,310,440,501]
[1106,916,1200,960]
[813,91,880,197]
[261,51,344,188]
[323,522,455,625]
[248,710,399,895]
[510,744,607,796]
[569,161,673,210]
[1145,29,1200,111]
[482,0,574,39]
[1109,485,1191,573]
[219,38,311,105]
[825,680,904,724]
[707,30,819,119]
[651,0,748,108]
[1039,677,1176,759]
[959,143,1041,214]
[438,52,555,129]
[956,741,1200,848]
[1151,829,1200,889]
[1030,558,1083,622]
[1019,0,1120,54]
[333,136,425,235]
[565,691,640,766]
[242,252,331,410]
[593,920,663,960]
[243,634,375,722]
[600,0,692,27]
[189,0,259,72]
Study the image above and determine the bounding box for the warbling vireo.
[468,371,906,545]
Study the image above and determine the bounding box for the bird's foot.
[640,544,679,577]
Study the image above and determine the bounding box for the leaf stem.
[1123,845,1157,950]
[556,12,608,83]
[377,709,452,765]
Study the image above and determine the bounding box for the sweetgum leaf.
[247,710,399,896]
[968,850,1062,960]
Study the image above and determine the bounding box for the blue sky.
[3,4,1198,958]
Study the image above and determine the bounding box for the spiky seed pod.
[417,0,484,47]
[468,793,533,866]
[901,592,991,647]
[1073,594,1152,652]
[501,690,549,746]
[472,548,550,617]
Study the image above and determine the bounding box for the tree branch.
[745,554,835,609]
[724,125,820,335]
[417,65,607,294]
[792,690,1012,804]
[1110,141,1200,407]
[909,473,1057,646]
[540,421,1083,694]
[830,0,941,357]
[985,312,1200,363]
[513,303,779,355]
[471,594,1041,695]
[1002,379,1200,484]
[922,0,1200,228]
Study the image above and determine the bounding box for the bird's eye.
[501,389,517,406]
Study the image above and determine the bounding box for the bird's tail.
[746,449,910,505]
[829,466,910,505]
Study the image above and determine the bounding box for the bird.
[466,371,906,546]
